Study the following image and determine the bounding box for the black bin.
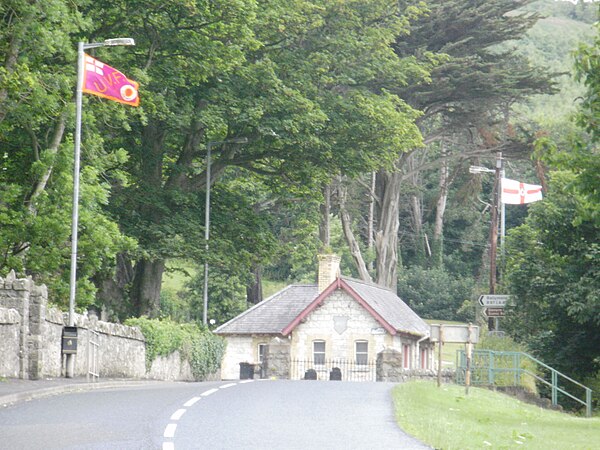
[62,326,78,354]
[330,367,342,381]
[239,362,255,380]
[304,369,317,380]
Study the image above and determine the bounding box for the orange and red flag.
[82,54,139,106]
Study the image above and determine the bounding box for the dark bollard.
[304,368,317,380]
[329,367,342,381]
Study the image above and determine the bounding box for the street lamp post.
[67,38,135,378]
[202,138,247,326]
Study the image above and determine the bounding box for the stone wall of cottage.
[0,271,198,381]
[219,335,256,380]
[290,289,419,363]
[376,348,453,383]
[218,334,292,380]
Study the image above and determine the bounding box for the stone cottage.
[215,255,434,381]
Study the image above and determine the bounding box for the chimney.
[317,254,341,293]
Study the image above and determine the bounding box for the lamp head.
[228,137,248,144]
[103,38,135,47]
[469,165,494,174]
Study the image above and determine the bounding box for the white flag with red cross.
[501,178,543,205]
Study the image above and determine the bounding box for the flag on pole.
[82,54,139,106]
[501,178,543,205]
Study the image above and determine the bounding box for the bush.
[125,317,226,380]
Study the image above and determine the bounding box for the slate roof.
[214,284,319,335]
[214,277,429,337]
[343,278,430,336]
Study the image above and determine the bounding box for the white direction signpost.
[430,324,479,392]
[478,294,509,307]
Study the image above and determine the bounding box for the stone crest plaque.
[333,315,348,335]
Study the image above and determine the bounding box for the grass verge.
[393,381,599,450]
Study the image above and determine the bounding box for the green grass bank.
[393,381,599,450]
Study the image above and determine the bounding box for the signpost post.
[479,294,509,333]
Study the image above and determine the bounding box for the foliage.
[181,267,249,327]
[393,381,600,449]
[125,317,225,380]
[500,6,600,389]
[502,172,600,380]
[84,0,429,315]
[397,266,475,322]
[0,0,137,309]
[511,12,592,136]
[1,144,135,311]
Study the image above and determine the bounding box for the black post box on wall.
[62,326,78,354]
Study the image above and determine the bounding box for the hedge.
[125,317,226,380]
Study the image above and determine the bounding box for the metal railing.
[456,350,593,417]
[87,330,99,382]
[290,358,376,382]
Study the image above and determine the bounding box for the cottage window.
[402,343,411,369]
[355,341,368,365]
[313,340,326,365]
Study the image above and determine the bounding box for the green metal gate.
[456,350,593,418]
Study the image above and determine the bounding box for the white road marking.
[184,397,201,407]
[162,381,258,449]
[170,409,186,421]
[163,423,177,438]
[201,388,219,397]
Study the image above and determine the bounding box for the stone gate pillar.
[376,348,404,382]
[265,338,291,379]
[0,271,31,379]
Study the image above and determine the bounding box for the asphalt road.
[0,380,430,450]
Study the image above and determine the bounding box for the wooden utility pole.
[488,152,502,331]
[465,323,474,395]
[437,325,444,387]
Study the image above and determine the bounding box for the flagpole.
[65,42,85,378]
[67,38,135,378]
[69,42,84,330]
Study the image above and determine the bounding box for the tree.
[502,10,600,383]
[503,172,600,379]
[89,0,425,316]
[397,265,475,321]
[335,0,556,291]
[0,0,134,309]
